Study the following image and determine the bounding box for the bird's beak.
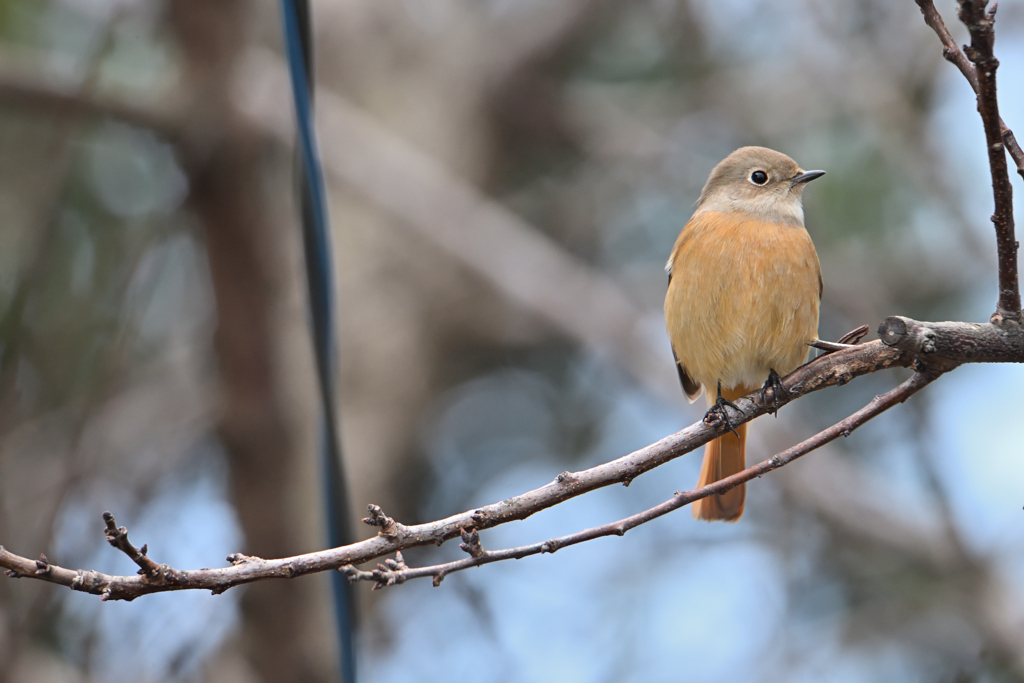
[791,170,825,185]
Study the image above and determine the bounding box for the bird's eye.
[750,170,769,185]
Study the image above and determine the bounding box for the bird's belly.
[666,216,820,394]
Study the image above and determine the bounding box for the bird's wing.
[673,346,703,402]
[667,271,703,402]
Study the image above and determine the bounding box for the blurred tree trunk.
[166,1,335,681]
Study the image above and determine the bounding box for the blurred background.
[0,0,1023,681]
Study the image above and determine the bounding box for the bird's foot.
[704,382,741,438]
[760,369,788,416]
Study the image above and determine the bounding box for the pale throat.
[694,190,806,227]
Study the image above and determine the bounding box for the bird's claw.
[704,383,741,438]
[760,368,788,416]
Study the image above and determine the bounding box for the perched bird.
[664,146,824,522]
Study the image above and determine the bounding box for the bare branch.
[1,314,1020,599]
[913,0,1024,181]
[809,339,854,353]
[915,0,1021,321]
[878,315,1024,365]
[959,0,1021,321]
[344,369,940,588]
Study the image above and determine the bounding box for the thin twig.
[102,512,161,578]
[344,370,940,588]
[809,324,870,354]
[810,340,854,353]
[836,324,870,345]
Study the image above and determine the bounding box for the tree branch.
[913,0,1024,181]
[959,0,1021,322]
[915,0,1022,321]
[878,315,1024,365]
[344,369,940,588]
[2,314,1021,599]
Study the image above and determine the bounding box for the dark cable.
[280,2,357,681]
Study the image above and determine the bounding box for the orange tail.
[692,424,747,521]
[692,384,751,522]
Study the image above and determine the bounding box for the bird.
[664,146,824,522]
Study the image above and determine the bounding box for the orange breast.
[664,210,821,399]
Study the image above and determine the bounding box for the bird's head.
[696,146,824,226]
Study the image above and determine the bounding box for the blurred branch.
[0,51,680,400]
[234,50,681,400]
[0,60,181,138]
[163,0,338,680]
[4,314,1024,599]
[915,0,1022,321]
[485,0,595,81]
[0,22,132,430]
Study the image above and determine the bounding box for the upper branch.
[917,0,1022,321]
[958,0,1021,322]
[913,0,1024,181]
[914,0,1022,321]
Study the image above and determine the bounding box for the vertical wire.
[280,2,357,681]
